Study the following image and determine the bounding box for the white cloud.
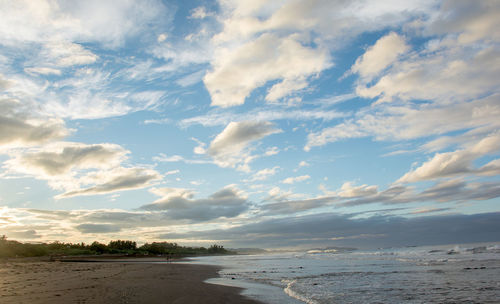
[24,67,61,76]
[398,134,500,183]
[180,106,344,128]
[350,32,408,81]
[337,182,378,198]
[0,0,169,48]
[251,166,280,181]
[190,6,211,19]
[40,69,166,119]
[204,0,437,107]
[3,142,161,198]
[164,170,180,176]
[305,94,500,151]
[265,146,280,156]
[0,98,69,150]
[305,121,366,151]
[0,0,171,123]
[299,161,309,167]
[204,33,330,107]
[213,0,434,45]
[354,2,500,104]
[4,142,127,177]
[191,137,207,155]
[152,153,211,165]
[157,33,168,42]
[357,45,500,104]
[428,0,500,44]
[208,121,281,171]
[153,154,184,162]
[282,175,310,184]
[57,167,161,199]
[266,186,299,202]
[265,78,308,102]
[306,1,499,151]
[41,41,98,67]
[149,187,194,201]
[478,159,500,176]
[141,185,250,221]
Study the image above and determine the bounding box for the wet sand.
[0,259,262,303]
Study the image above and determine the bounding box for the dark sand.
[0,259,262,303]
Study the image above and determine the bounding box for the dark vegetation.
[0,235,232,258]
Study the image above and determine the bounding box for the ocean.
[183,242,500,304]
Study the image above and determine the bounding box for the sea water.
[185,242,500,304]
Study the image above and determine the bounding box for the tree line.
[0,235,231,258]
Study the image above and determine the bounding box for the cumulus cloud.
[204,33,330,107]
[140,186,250,221]
[0,98,69,149]
[356,44,500,104]
[353,1,500,104]
[204,0,437,107]
[5,142,128,177]
[350,32,408,81]
[398,134,500,183]
[208,121,281,171]
[3,142,161,198]
[337,182,378,198]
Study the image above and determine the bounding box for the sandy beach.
[0,259,262,304]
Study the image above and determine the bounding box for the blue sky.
[0,0,499,249]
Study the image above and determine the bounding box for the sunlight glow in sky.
[0,0,499,248]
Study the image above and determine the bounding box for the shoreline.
[0,259,264,303]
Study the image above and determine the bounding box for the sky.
[0,0,499,249]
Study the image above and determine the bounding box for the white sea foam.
[283,279,318,304]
